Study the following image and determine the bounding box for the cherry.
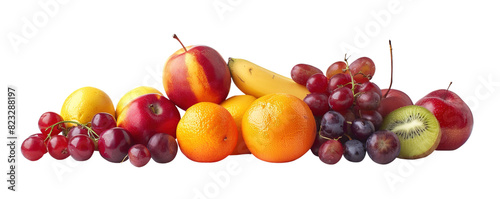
[98,127,133,163]
[47,135,70,160]
[91,112,117,136]
[147,133,178,163]
[68,135,95,161]
[21,136,46,161]
[67,126,89,141]
[38,112,65,137]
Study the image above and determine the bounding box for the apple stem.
[442,82,453,100]
[384,40,394,99]
[173,34,187,52]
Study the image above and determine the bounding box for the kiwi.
[380,105,441,159]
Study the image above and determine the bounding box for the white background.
[1,0,499,198]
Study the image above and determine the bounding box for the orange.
[220,95,257,155]
[61,87,115,126]
[176,102,238,162]
[242,93,316,163]
[115,86,162,118]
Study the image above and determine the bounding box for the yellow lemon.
[220,95,257,155]
[116,86,162,118]
[61,87,115,126]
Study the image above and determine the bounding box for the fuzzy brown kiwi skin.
[381,105,442,159]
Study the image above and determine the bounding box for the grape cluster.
[292,56,385,164]
[21,112,177,167]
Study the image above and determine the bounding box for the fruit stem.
[344,54,356,94]
[173,34,188,52]
[384,40,393,99]
[121,154,129,163]
[443,82,453,99]
[45,120,100,141]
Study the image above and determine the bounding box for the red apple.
[415,89,473,150]
[117,93,180,145]
[163,34,231,110]
[377,88,413,118]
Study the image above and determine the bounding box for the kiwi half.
[380,105,441,159]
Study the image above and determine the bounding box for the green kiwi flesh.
[380,105,441,159]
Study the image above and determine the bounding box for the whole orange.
[176,102,238,162]
[220,95,257,155]
[242,93,316,163]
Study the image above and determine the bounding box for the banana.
[228,58,310,99]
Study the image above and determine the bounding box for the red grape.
[91,112,117,136]
[68,135,95,161]
[318,139,343,164]
[128,144,151,167]
[355,81,382,97]
[356,91,381,110]
[328,87,354,111]
[291,64,323,86]
[310,131,328,156]
[47,135,70,160]
[21,136,46,161]
[303,93,329,116]
[349,57,375,83]
[326,61,348,79]
[327,73,352,94]
[147,133,178,163]
[306,73,328,93]
[38,112,65,137]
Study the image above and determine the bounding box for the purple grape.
[319,111,346,139]
[343,140,366,162]
[351,118,375,142]
[366,130,400,164]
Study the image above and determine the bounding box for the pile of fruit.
[21,36,474,167]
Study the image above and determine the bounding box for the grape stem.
[45,120,100,141]
[384,40,394,99]
[344,54,356,94]
[121,154,129,163]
